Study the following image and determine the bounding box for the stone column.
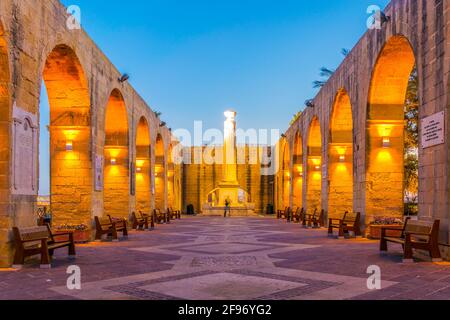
[223,110,238,184]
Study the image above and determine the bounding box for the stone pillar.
[223,110,238,184]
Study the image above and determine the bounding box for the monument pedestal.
[202,203,258,217]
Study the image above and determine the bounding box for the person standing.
[224,197,231,218]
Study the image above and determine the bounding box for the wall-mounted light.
[65,140,73,152]
[136,159,145,173]
[310,157,321,171]
[296,165,303,177]
[382,136,391,148]
[110,158,117,165]
[339,155,346,162]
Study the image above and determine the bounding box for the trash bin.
[187,204,195,215]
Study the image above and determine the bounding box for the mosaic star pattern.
[1,217,450,300]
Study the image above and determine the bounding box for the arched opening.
[366,35,418,223]
[103,89,129,219]
[167,144,175,209]
[328,89,354,218]
[306,117,322,212]
[155,134,166,210]
[135,117,151,214]
[293,132,303,209]
[281,141,291,208]
[40,44,91,226]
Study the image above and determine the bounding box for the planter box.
[368,225,403,240]
[54,230,91,243]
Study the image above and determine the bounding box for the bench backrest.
[405,220,439,237]
[13,226,49,245]
[139,211,150,218]
[95,216,112,231]
[344,212,360,225]
[133,211,143,222]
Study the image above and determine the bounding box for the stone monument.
[202,110,256,216]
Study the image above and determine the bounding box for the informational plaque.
[94,155,104,191]
[421,111,445,149]
[12,103,38,195]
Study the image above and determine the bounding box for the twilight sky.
[39,0,390,194]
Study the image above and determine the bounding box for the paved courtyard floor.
[1,216,450,300]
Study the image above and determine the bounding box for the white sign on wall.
[12,103,38,195]
[421,111,445,149]
[94,155,104,191]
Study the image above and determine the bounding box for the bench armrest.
[380,226,403,231]
[52,231,73,236]
[405,231,431,236]
[20,237,49,243]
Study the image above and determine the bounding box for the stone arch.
[103,89,130,219]
[293,131,303,209]
[41,44,92,226]
[281,139,291,208]
[155,133,166,210]
[366,35,416,223]
[306,117,322,212]
[167,143,175,209]
[135,116,151,214]
[328,89,354,218]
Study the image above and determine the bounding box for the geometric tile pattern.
[2,216,450,300]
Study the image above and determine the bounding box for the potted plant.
[368,217,404,240]
[54,224,90,243]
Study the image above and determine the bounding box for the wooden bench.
[380,219,442,263]
[277,207,289,219]
[170,207,181,219]
[140,211,155,229]
[108,215,128,236]
[303,209,325,228]
[132,211,149,230]
[286,207,293,222]
[94,216,128,242]
[12,225,76,269]
[154,209,167,224]
[328,211,361,238]
[292,208,304,223]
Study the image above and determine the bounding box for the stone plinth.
[202,204,258,217]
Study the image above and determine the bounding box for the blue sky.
[39,0,389,194]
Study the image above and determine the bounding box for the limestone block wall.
[276,0,450,258]
[0,0,180,267]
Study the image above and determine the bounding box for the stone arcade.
[0,0,450,267]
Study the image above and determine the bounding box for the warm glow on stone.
[307,117,322,211]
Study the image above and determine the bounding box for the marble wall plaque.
[12,103,38,195]
[421,111,445,149]
[94,155,104,191]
